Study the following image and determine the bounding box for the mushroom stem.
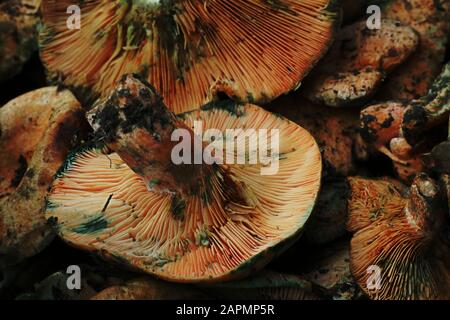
[88,74,216,197]
[404,174,443,235]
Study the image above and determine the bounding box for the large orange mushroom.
[0,0,41,82]
[39,0,340,113]
[45,74,322,283]
[349,174,450,300]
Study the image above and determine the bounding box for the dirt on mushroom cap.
[39,0,340,114]
[0,87,90,268]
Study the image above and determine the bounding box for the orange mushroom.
[39,0,339,114]
[45,74,322,283]
[0,0,41,82]
[349,173,450,300]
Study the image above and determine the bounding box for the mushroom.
[359,63,450,182]
[202,270,322,300]
[39,0,339,113]
[349,173,450,300]
[360,101,407,163]
[303,19,418,107]
[45,74,322,283]
[401,62,450,146]
[377,0,450,100]
[346,176,407,233]
[304,178,350,244]
[0,0,41,82]
[0,87,90,267]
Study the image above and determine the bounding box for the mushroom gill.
[39,0,339,113]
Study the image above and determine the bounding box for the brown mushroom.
[45,74,322,283]
[401,62,450,146]
[303,19,418,107]
[202,270,322,300]
[303,240,361,300]
[349,173,450,300]
[0,88,90,267]
[346,176,407,233]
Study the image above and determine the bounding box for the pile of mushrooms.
[0,0,449,300]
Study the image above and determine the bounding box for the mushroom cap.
[346,176,407,233]
[350,174,450,300]
[0,0,41,82]
[39,0,339,113]
[268,95,361,177]
[45,99,322,283]
[91,277,208,300]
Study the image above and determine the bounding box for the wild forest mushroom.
[45,74,322,283]
[349,173,450,300]
[0,0,41,82]
[402,62,450,146]
[303,19,418,107]
[304,178,350,244]
[0,87,89,267]
[346,176,407,233]
[303,240,361,300]
[359,62,450,182]
[377,0,450,100]
[39,0,339,114]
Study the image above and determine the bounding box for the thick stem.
[88,74,210,196]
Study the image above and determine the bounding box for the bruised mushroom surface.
[45,75,322,282]
[350,174,450,300]
[0,88,89,267]
[39,0,339,114]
